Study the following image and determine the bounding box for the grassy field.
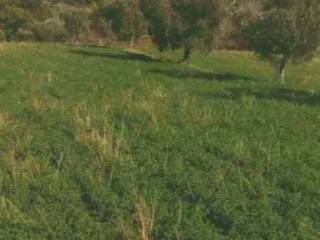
[0,43,319,239]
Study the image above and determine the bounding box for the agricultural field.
[0,43,319,239]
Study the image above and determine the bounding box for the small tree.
[104,0,147,47]
[141,0,222,63]
[139,0,173,52]
[62,7,91,43]
[243,0,320,83]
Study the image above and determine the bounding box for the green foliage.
[62,7,91,42]
[104,0,147,43]
[0,2,34,41]
[89,15,116,45]
[140,0,172,51]
[215,0,261,50]
[243,0,320,82]
[141,0,222,61]
[34,18,66,42]
[0,43,319,239]
[16,29,35,41]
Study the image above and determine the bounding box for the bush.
[34,18,66,42]
[0,30,6,41]
[17,29,35,41]
[62,8,91,43]
[87,17,117,46]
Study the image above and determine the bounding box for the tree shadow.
[149,68,254,82]
[70,49,160,63]
[74,175,111,223]
[207,87,320,106]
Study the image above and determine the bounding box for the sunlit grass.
[0,43,319,239]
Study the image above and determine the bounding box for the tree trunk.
[180,42,192,63]
[278,58,287,84]
[130,36,135,49]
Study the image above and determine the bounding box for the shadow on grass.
[206,87,320,106]
[75,175,111,223]
[150,68,254,82]
[70,49,160,63]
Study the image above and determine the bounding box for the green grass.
[0,43,319,240]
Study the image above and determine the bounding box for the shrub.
[0,29,5,41]
[62,8,91,43]
[17,29,35,41]
[87,16,117,46]
[34,18,66,42]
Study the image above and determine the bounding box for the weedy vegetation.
[0,43,319,239]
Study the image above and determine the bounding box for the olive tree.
[141,0,222,63]
[139,0,173,52]
[104,0,147,47]
[243,0,320,83]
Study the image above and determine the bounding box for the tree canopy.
[243,0,320,82]
[140,0,223,62]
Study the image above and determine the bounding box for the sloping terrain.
[0,43,319,239]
